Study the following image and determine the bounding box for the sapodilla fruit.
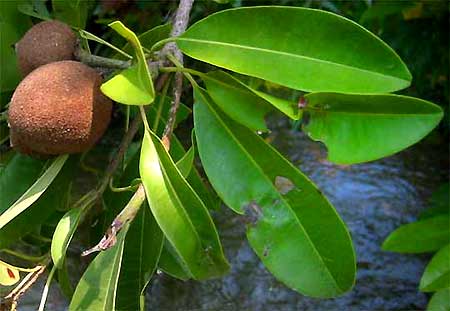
[9,61,112,155]
[16,20,76,76]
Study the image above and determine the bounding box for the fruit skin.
[9,61,112,155]
[16,20,77,77]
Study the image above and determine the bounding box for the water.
[19,119,448,311]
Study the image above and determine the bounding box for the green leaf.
[194,88,355,297]
[0,2,32,92]
[140,130,229,280]
[158,240,191,281]
[420,244,450,292]
[0,155,74,249]
[427,288,450,311]
[120,23,172,58]
[51,191,97,269]
[0,154,68,230]
[17,0,51,20]
[79,29,132,59]
[52,0,89,28]
[101,21,155,105]
[382,215,450,253]
[57,260,74,299]
[69,225,130,311]
[178,6,411,94]
[116,204,163,311]
[203,71,300,131]
[203,72,272,131]
[303,93,443,164]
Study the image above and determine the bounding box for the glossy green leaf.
[51,191,96,269]
[178,6,411,94]
[52,0,88,28]
[69,225,130,311]
[147,101,219,211]
[0,156,74,249]
[427,289,450,311]
[101,21,155,105]
[203,71,300,131]
[203,71,272,131]
[194,88,355,297]
[303,93,443,164]
[0,2,32,92]
[420,244,450,292]
[382,215,450,253]
[0,154,68,230]
[116,204,163,311]
[140,130,229,280]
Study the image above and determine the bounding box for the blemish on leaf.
[6,268,15,279]
[274,176,295,195]
[263,246,270,257]
[243,201,263,225]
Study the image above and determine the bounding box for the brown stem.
[161,0,195,150]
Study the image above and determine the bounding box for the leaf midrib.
[197,90,343,292]
[179,38,408,83]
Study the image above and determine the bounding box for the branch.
[161,0,195,150]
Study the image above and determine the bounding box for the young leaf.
[303,93,443,164]
[139,130,229,280]
[116,204,163,311]
[194,88,356,298]
[427,288,450,311]
[382,215,450,253]
[119,23,172,58]
[0,260,20,286]
[51,191,97,269]
[69,225,130,311]
[420,244,450,292]
[177,6,411,94]
[79,30,132,59]
[0,154,68,230]
[101,21,155,105]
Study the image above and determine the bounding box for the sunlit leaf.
[0,154,68,230]
[120,23,172,58]
[382,215,450,253]
[101,21,155,105]
[178,7,411,93]
[0,260,20,286]
[194,88,355,297]
[51,191,97,269]
[420,244,450,292]
[140,130,229,280]
[303,93,443,164]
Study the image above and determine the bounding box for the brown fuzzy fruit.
[16,20,76,77]
[9,61,112,155]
